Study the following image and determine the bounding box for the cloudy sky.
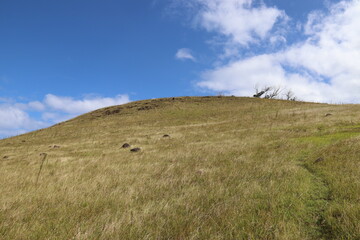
[1,0,359,137]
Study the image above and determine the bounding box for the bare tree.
[253,85,263,98]
[253,85,298,101]
[284,90,297,101]
[217,92,225,97]
[253,85,271,98]
[264,86,281,99]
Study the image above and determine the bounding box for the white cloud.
[28,101,46,111]
[0,94,131,138]
[193,0,287,46]
[175,48,196,61]
[198,54,335,102]
[196,0,360,103]
[0,106,45,137]
[41,112,72,124]
[0,106,36,129]
[44,94,130,114]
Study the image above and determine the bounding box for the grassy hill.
[1,96,360,239]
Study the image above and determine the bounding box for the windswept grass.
[1,96,360,239]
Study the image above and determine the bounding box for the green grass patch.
[295,131,360,146]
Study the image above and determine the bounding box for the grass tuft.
[1,96,360,239]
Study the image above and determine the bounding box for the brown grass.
[1,96,360,239]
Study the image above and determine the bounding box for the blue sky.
[0,0,205,99]
[1,0,360,137]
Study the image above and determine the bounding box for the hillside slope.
[1,96,360,239]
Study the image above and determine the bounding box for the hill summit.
[1,96,360,239]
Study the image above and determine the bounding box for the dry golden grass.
[1,96,360,239]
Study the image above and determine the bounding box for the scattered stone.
[325,113,333,117]
[274,144,282,149]
[130,148,141,152]
[196,169,206,175]
[163,134,170,138]
[138,106,153,111]
[332,210,342,218]
[137,104,159,111]
[314,157,324,163]
[49,145,61,149]
[122,143,131,148]
[104,108,121,116]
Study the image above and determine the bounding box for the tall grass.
[1,97,360,239]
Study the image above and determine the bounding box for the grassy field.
[1,96,360,239]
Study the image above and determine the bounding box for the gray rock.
[122,143,131,148]
[130,148,141,152]
[314,157,324,163]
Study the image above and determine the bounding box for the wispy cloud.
[0,94,131,138]
[175,48,196,61]
[44,94,130,114]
